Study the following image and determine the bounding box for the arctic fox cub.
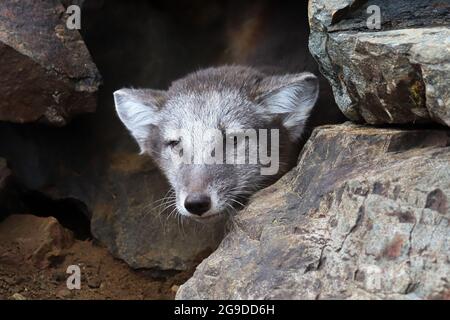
[114,65,318,221]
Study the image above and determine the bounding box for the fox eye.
[166,139,180,148]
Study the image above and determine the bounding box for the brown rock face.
[177,123,450,299]
[0,0,101,126]
[308,0,450,126]
[0,215,74,269]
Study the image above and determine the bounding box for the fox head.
[114,66,318,221]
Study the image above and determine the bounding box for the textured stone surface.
[309,0,450,126]
[177,123,450,299]
[0,215,74,269]
[0,0,101,125]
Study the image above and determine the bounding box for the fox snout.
[184,193,211,216]
[177,168,222,220]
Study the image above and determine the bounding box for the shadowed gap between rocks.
[15,192,91,241]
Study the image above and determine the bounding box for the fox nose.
[184,193,211,216]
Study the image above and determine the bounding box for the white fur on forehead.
[113,88,165,152]
[166,88,245,129]
[257,72,319,139]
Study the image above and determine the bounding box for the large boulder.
[0,0,101,126]
[309,0,450,126]
[177,123,450,299]
[0,214,74,269]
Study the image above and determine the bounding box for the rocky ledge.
[177,123,450,299]
[309,0,450,126]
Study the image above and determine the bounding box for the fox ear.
[113,88,166,153]
[257,72,319,139]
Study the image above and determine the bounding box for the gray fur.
[114,65,319,221]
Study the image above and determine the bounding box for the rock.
[309,0,450,126]
[177,123,450,299]
[11,293,26,300]
[171,285,180,294]
[0,0,101,126]
[56,287,73,299]
[0,215,74,269]
[87,277,101,289]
